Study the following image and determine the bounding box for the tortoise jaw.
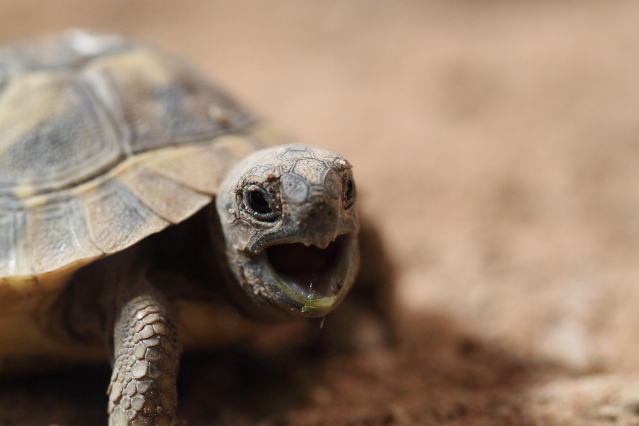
[258,233,358,317]
[265,234,348,298]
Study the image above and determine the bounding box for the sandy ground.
[2,1,639,424]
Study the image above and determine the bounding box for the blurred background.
[2,1,639,424]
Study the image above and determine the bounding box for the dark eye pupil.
[248,190,272,214]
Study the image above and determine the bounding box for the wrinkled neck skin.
[214,144,360,321]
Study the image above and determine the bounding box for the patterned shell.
[0,30,280,293]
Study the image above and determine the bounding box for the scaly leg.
[107,288,180,426]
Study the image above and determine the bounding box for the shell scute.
[0,71,123,195]
[78,180,169,254]
[118,165,211,224]
[0,208,34,280]
[84,49,253,154]
[143,134,257,195]
[26,198,102,275]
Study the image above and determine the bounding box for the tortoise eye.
[243,185,278,221]
[343,177,356,209]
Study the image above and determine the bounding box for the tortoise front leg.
[107,290,180,426]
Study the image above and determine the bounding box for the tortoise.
[0,30,393,425]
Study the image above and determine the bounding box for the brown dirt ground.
[2,1,639,425]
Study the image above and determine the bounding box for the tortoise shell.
[0,30,283,311]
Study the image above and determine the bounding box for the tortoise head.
[214,144,360,319]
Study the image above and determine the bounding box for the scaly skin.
[107,291,180,426]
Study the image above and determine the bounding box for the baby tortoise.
[0,30,393,426]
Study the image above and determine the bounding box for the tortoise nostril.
[343,178,356,209]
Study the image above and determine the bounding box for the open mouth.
[264,234,351,301]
